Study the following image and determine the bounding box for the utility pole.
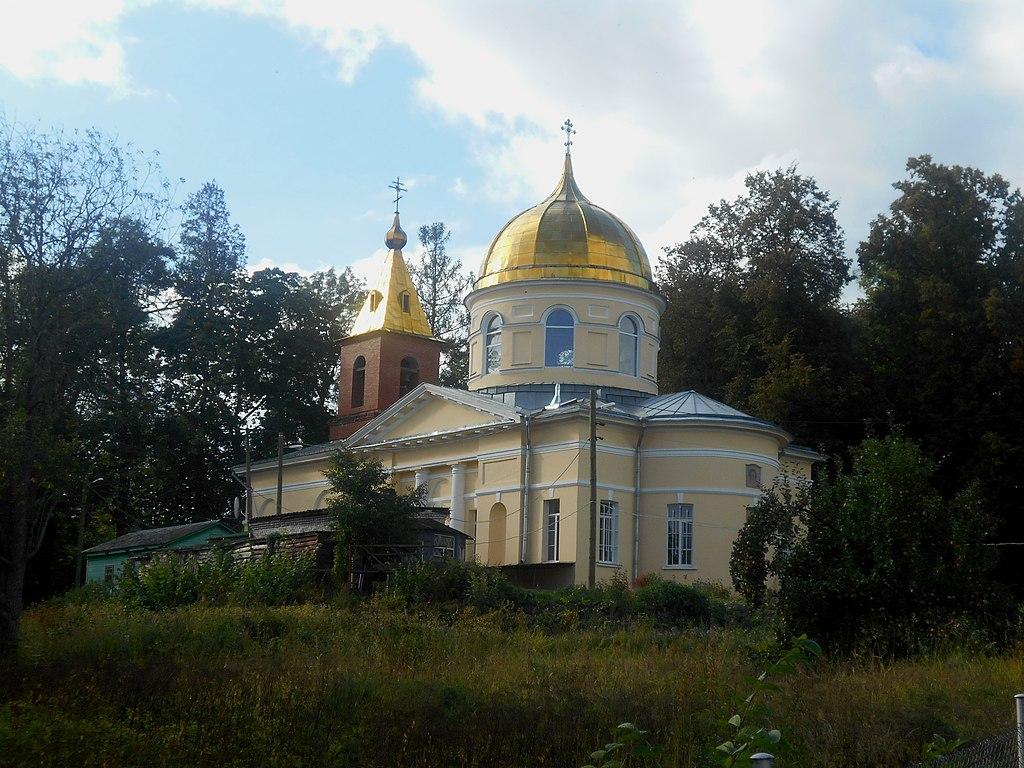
[244,426,253,533]
[588,387,598,587]
[276,431,284,517]
[74,477,90,588]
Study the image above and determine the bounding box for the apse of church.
[242,124,821,590]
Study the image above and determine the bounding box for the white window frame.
[433,534,456,559]
[618,315,640,376]
[666,503,694,568]
[544,499,561,562]
[598,500,619,564]
[544,308,575,367]
[484,314,503,374]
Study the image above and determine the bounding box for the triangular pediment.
[345,384,520,448]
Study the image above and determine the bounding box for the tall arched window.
[545,309,575,367]
[484,315,503,374]
[351,355,366,407]
[618,315,640,376]
[399,356,419,395]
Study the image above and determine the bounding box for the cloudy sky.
[2,1,1023,290]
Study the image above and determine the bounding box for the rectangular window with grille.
[544,499,560,562]
[667,503,694,567]
[598,500,619,564]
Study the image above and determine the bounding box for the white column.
[450,463,466,532]
[414,469,429,500]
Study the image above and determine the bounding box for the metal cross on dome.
[388,176,407,214]
[561,118,576,154]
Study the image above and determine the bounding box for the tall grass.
[1,601,1021,768]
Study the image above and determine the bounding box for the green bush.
[115,549,316,610]
[386,560,740,630]
[386,559,524,610]
[633,575,712,625]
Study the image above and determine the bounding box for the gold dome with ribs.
[476,153,654,291]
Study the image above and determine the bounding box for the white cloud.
[10,0,1024,271]
[873,45,958,101]
[0,0,135,93]
[346,249,386,287]
[970,0,1024,97]
[247,256,313,276]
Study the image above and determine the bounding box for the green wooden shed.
[83,519,238,584]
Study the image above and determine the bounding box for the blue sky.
[2,1,1024,293]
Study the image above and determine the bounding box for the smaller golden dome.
[384,212,408,250]
[476,153,654,290]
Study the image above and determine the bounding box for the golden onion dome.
[476,153,654,290]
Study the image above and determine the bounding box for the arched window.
[484,315,503,374]
[399,356,419,395]
[351,355,366,407]
[618,315,640,376]
[545,309,575,367]
[399,291,410,313]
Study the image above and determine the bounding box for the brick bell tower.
[329,192,442,441]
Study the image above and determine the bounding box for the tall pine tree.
[410,222,473,388]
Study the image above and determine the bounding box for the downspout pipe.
[632,420,646,583]
[520,411,533,564]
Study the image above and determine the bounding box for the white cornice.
[465,279,667,314]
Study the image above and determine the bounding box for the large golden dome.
[475,154,655,290]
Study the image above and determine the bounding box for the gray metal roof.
[639,390,767,423]
[83,519,234,555]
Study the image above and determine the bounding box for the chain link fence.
[912,727,1023,768]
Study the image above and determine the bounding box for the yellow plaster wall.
[250,396,818,591]
[466,280,662,393]
[381,399,499,440]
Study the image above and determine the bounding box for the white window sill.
[663,564,697,570]
[597,561,620,567]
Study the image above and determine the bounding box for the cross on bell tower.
[388,176,406,215]
[561,118,576,154]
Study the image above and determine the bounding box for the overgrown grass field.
[2,600,1021,768]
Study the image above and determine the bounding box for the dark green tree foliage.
[731,435,1002,654]
[857,156,1024,587]
[238,267,361,455]
[0,120,367,643]
[325,451,423,574]
[410,222,473,388]
[155,182,247,524]
[0,120,168,654]
[657,167,859,450]
[153,186,366,523]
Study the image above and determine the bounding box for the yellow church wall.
[381,399,499,440]
[475,489,524,565]
[635,490,753,585]
[642,426,784,457]
[247,392,817,592]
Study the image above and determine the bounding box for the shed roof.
[411,517,471,539]
[83,519,234,555]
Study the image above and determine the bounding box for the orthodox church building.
[244,139,821,589]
